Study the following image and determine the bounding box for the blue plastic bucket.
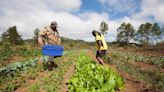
[42,45,64,56]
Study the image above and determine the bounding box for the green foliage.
[160,25,164,41]
[0,58,39,78]
[15,47,31,57]
[1,32,9,43]
[33,28,40,44]
[116,23,135,46]
[100,21,109,35]
[135,23,162,45]
[151,23,161,41]
[68,52,124,92]
[28,82,40,92]
[119,52,164,68]
[1,26,24,45]
[112,51,164,91]
[0,44,14,62]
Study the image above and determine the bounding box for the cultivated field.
[0,41,164,92]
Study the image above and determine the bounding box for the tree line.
[116,22,164,46]
[0,22,164,46]
[0,26,39,45]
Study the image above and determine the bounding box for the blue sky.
[0,0,164,42]
[81,0,142,20]
[81,0,104,13]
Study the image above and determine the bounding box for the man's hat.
[51,21,58,26]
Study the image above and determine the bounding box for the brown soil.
[87,50,98,62]
[59,62,75,92]
[119,71,147,92]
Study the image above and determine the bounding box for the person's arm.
[38,29,47,46]
[38,35,44,46]
[96,35,102,52]
[97,40,102,50]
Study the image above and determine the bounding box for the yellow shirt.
[95,34,108,50]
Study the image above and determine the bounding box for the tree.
[1,32,10,45]
[135,23,153,45]
[33,28,40,44]
[116,23,135,45]
[6,26,24,45]
[151,23,161,43]
[99,21,109,35]
[160,25,164,42]
[1,32,9,42]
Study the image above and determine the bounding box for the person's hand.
[97,50,101,53]
[41,44,44,48]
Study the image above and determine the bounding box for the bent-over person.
[92,30,108,65]
[38,21,61,69]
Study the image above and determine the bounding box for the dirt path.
[58,63,75,92]
[119,71,148,92]
[87,50,147,92]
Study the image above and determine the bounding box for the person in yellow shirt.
[92,30,108,65]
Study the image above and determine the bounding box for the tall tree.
[135,23,153,45]
[1,32,10,45]
[160,25,164,42]
[99,21,109,35]
[1,32,8,41]
[33,28,40,44]
[7,26,24,45]
[151,23,161,43]
[116,23,135,45]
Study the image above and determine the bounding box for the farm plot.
[68,52,125,92]
[110,51,164,92]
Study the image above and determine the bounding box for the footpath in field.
[58,57,76,92]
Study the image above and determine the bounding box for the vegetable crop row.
[68,52,124,92]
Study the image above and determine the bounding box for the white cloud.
[132,0,164,24]
[99,0,138,14]
[0,0,111,42]
[0,0,164,42]
[0,0,82,12]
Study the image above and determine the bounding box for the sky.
[0,0,164,42]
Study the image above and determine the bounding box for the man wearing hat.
[38,21,60,46]
[38,21,61,69]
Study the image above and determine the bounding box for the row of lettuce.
[113,51,164,68]
[68,52,124,92]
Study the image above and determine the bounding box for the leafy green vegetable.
[68,52,125,92]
